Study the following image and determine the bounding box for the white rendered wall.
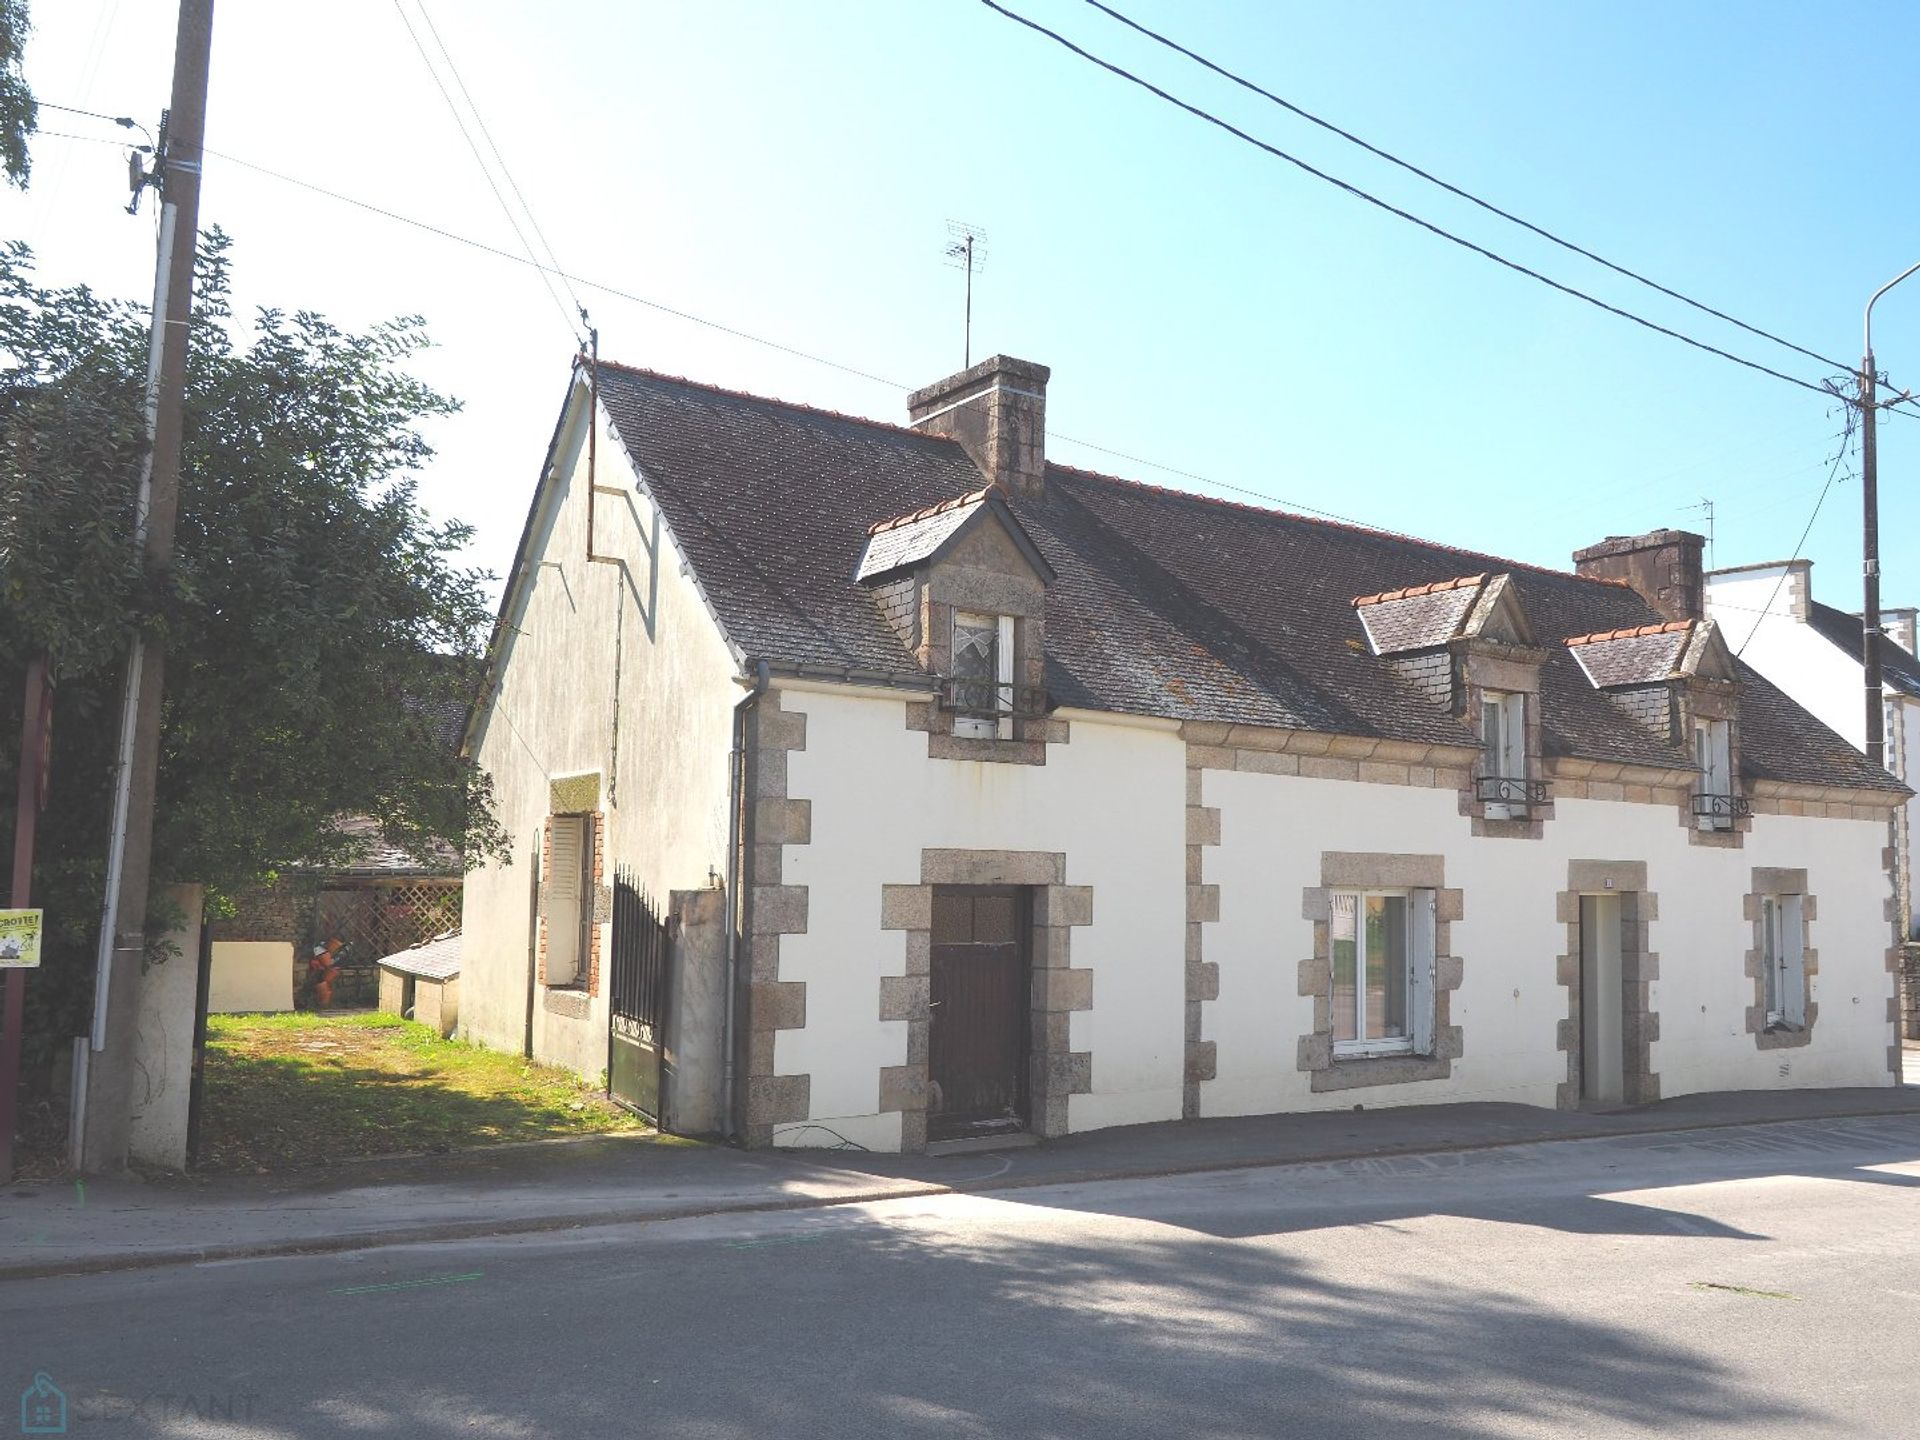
[1200,771,1895,1119]
[1708,566,1916,936]
[1706,568,1866,749]
[776,689,1188,1149]
[462,383,741,1078]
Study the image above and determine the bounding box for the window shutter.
[549,817,583,900]
[1410,887,1437,1055]
[1503,694,1526,779]
[996,614,1016,740]
[1782,895,1807,1025]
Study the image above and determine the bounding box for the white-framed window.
[1480,690,1528,819]
[1329,888,1437,1057]
[1761,893,1806,1028]
[1694,717,1734,830]
[951,610,1015,740]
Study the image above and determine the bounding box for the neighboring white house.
[1706,561,1919,942]
[462,353,1909,1153]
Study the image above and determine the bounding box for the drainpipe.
[721,659,769,1140]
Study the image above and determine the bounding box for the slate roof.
[1567,623,1694,689]
[856,494,987,581]
[1354,576,1486,654]
[589,362,1900,793]
[1809,601,1920,699]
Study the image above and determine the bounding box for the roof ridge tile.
[1564,620,1695,647]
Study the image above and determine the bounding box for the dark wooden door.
[929,886,1030,1140]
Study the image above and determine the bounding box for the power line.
[200,145,911,389]
[196,143,1399,530]
[388,0,582,347]
[1734,428,1852,659]
[978,0,1838,401]
[409,0,588,328]
[205,140,1897,564]
[1080,0,1856,377]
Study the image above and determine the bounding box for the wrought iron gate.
[608,868,671,1121]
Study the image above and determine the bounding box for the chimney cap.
[906,354,1050,413]
[1571,528,1706,565]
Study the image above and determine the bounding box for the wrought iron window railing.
[1475,774,1551,809]
[1692,792,1752,825]
[939,676,1051,722]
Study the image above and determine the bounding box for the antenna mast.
[943,220,989,368]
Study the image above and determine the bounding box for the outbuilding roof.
[573,361,1897,793]
[376,930,461,981]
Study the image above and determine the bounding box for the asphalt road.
[8,1114,1920,1439]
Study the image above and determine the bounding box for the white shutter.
[1409,887,1437,1056]
[1503,693,1527,780]
[1782,895,1807,1026]
[546,815,584,985]
[996,613,1016,740]
[549,817,583,900]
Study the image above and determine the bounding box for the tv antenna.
[1682,496,1715,569]
[943,220,989,368]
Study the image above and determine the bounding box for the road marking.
[330,1271,484,1296]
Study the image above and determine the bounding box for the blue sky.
[9,0,1917,616]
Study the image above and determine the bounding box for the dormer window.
[949,611,1015,740]
[1478,690,1532,818]
[1693,717,1735,830]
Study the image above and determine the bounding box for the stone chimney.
[907,355,1049,500]
[1881,606,1917,657]
[1573,529,1706,622]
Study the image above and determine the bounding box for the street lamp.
[1860,262,1920,770]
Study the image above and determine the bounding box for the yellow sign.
[0,909,42,968]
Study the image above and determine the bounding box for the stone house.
[460,352,1909,1152]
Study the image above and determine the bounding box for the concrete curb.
[7,1102,1917,1284]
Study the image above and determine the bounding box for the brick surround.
[739,690,812,1147]
[1296,852,1465,1091]
[878,848,1093,1152]
[1555,860,1660,1109]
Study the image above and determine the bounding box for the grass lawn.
[199,1010,651,1172]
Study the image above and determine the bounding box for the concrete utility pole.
[77,0,214,1173]
[1861,261,1920,773]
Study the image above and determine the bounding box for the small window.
[1761,893,1806,1028]
[1479,690,1528,818]
[1693,718,1735,829]
[1329,889,1437,1057]
[950,611,1015,740]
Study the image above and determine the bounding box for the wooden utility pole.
[0,658,51,1182]
[77,0,214,1173]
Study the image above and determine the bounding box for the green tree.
[0,232,506,1066]
[0,0,36,189]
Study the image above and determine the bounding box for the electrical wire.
[1080,0,1856,377]
[389,0,583,347]
[979,0,1839,400]
[199,144,912,389]
[409,0,589,329]
[1734,431,1852,659]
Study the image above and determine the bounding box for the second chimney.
[907,355,1049,500]
[1573,528,1706,622]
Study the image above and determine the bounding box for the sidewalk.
[5,1083,1919,1282]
